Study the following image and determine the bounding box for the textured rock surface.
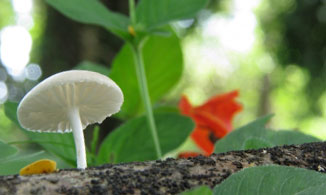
[1,142,326,195]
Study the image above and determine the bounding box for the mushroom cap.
[17,70,124,133]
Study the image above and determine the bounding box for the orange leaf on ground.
[19,159,57,176]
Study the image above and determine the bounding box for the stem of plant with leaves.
[128,0,162,159]
[130,43,162,158]
[128,0,136,26]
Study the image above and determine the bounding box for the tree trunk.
[1,141,326,195]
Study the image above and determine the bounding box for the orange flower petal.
[179,95,193,115]
[178,91,243,156]
[178,152,201,158]
[191,127,214,155]
[192,111,229,138]
[195,90,243,132]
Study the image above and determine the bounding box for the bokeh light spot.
[0,81,8,103]
[0,68,7,81]
[0,25,32,79]
[25,63,42,81]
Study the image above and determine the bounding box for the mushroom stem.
[68,107,87,169]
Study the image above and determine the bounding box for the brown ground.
[1,141,325,195]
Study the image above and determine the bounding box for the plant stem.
[131,44,162,158]
[129,0,136,25]
[128,0,161,159]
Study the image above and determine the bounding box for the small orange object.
[128,26,136,36]
[178,152,200,158]
[179,90,243,156]
[19,159,57,175]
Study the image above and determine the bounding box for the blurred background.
[0,0,325,146]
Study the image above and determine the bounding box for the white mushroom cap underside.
[17,70,124,133]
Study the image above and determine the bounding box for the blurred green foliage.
[0,107,12,140]
[0,0,14,28]
[259,0,326,112]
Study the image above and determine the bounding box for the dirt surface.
[1,141,326,195]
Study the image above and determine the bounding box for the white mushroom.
[17,70,124,169]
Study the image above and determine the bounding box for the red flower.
[178,90,243,157]
[177,152,201,158]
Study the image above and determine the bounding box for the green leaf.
[182,186,212,195]
[0,151,47,175]
[267,130,320,146]
[0,150,72,175]
[4,102,79,166]
[214,115,320,154]
[213,165,326,195]
[74,61,110,76]
[109,30,183,118]
[0,140,18,159]
[97,112,194,163]
[296,185,326,195]
[3,101,19,125]
[46,0,130,39]
[153,106,179,114]
[242,137,273,150]
[91,126,100,155]
[24,131,77,166]
[214,115,272,153]
[136,0,209,30]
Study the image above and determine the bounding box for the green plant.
[0,1,324,194]
[46,0,209,159]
